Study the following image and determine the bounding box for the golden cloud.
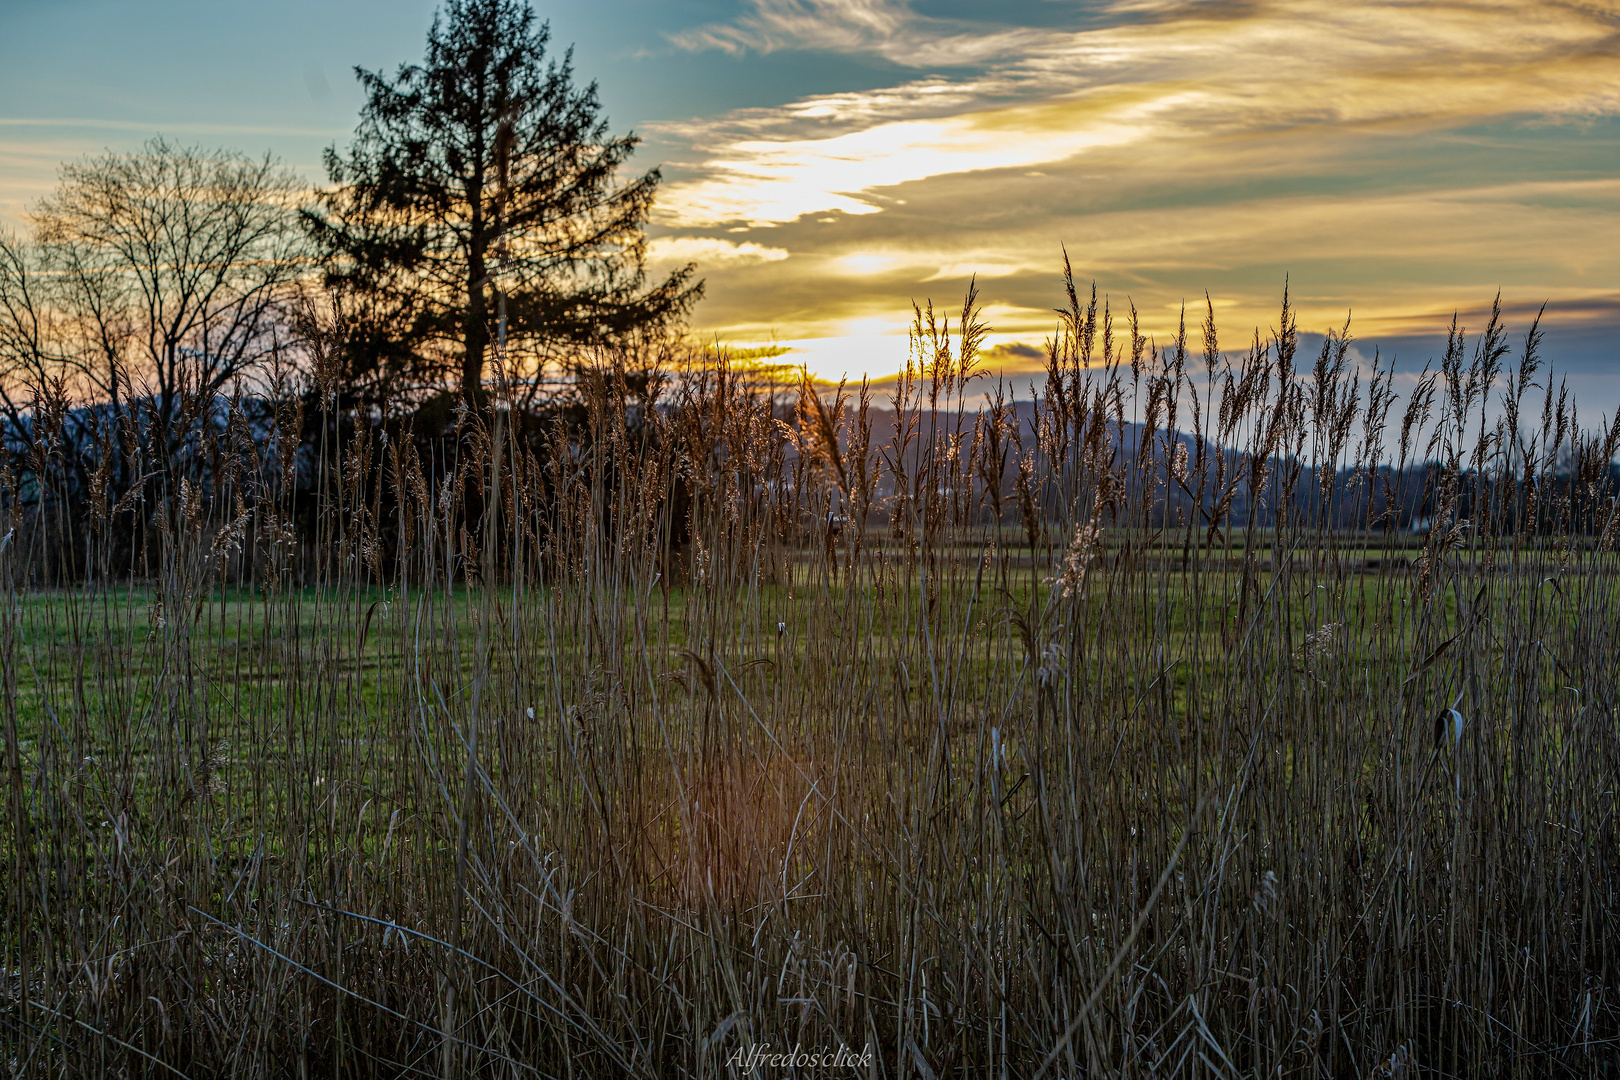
[655,0,1620,377]
[660,1,1620,227]
[648,236,790,267]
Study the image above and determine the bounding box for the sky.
[3,0,1619,408]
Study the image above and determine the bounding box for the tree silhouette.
[305,0,701,412]
[2,137,306,441]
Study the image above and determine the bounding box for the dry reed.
[3,270,1619,1078]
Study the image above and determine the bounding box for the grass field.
[5,292,1620,1077]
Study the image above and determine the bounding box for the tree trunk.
[464,262,489,409]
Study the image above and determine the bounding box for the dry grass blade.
[4,270,1617,1078]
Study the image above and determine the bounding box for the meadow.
[4,284,1620,1078]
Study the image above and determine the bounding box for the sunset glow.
[7,6,1620,1070]
[3,0,1618,393]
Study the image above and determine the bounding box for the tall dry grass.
[4,272,1620,1078]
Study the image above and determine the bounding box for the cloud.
[684,155,1620,379]
[658,91,1160,227]
[648,236,790,268]
[651,0,1620,384]
[655,0,1620,229]
[0,116,353,227]
[0,117,347,138]
[666,0,1044,68]
[667,0,906,56]
[981,340,1047,372]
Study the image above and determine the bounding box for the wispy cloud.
[666,0,1043,67]
[658,91,1156,227]
[0,117,349,138]
[0,116,353,227]
[648,236,790,266]
[658,0,1620,228]
[648,0,1620,382]
[668,0,906,55]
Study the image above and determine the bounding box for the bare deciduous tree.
[0,137,308,441]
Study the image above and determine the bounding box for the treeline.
[0,0,698,582]
[2,0,1616,583]
[836,402,1616,539]
[4,277,1619,587]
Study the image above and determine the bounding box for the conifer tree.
[305,0,700,410]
